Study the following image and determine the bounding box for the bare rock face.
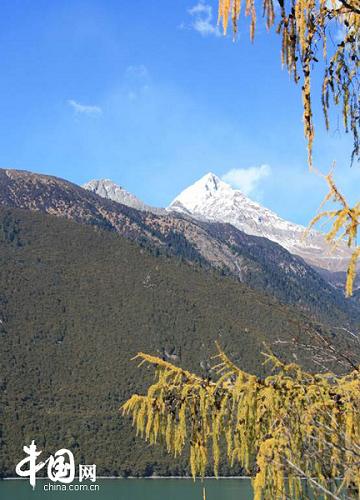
[83,178,164,215]
[168,172,352,272]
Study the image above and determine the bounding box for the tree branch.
[337,0,360,15]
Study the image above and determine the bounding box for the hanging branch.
[122,344,360,499]
[217,0,360,166]
[218,0,360,294]
[308,172,360,295]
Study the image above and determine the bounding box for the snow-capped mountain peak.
[168,172,352,271]
[195,172,223,192]
[172,172,232,212]
[169,172,274,226]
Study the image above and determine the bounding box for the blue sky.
[0,0,358,225]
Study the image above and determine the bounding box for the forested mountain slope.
[1,207,357,477]
[0,168,358,327]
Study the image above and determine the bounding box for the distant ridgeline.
[0,168,359,476]
[0,168,359,328]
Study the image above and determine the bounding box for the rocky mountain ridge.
[85,172,354,273]
[0,168,358,327]
[83,178,163,214]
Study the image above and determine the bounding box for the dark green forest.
[0,207,357,477]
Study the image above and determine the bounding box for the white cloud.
[222,165,271,195]
[68,100,102,115]
[187,2,221,37]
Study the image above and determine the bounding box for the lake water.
[0,479,253,500]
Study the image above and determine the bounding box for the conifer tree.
[122,345,360,499]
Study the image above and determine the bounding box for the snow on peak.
[197,172,223,191]
[169,172,264,219]
[170,172,235,213]
[168,172,352,271]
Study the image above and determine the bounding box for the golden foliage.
[218,0,360,296]
[218,0,360,168]
[122,345,360,499]
[309,172,360,295]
